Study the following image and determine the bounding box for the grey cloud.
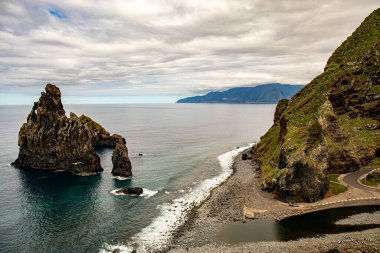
[0,0,379,98]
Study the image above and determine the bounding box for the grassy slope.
[256,8,380,186]
[79,115,110,136]
[329,174,348,195]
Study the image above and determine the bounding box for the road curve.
[343,168,380,193]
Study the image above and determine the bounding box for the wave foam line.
[111,176,132,181]
[101,143,254,253]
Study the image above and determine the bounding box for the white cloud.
[0,0,378,99]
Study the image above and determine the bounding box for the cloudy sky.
[0,0,378,104]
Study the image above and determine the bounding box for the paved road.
[343,168,380,193]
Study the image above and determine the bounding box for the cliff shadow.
[16,169,102,240]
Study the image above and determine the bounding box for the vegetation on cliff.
[255,8,380,202]
[79,114,110,137]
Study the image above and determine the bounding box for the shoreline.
[103,144,255,253]
[168,147,380,252]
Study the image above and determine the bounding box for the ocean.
[0,103,275,253]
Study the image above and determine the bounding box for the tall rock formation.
[80,116,133,177]
[255,9,380,202]
[12,84,132,177]
[111,135,132,177]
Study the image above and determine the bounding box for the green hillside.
[255,8,380,202]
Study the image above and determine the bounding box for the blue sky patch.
[48,7,67,20]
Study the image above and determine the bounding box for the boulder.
[115,187,143,195]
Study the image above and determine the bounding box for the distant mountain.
[176,84,304,104]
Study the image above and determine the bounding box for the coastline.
[168,147,380,252]
[103,144,256,253]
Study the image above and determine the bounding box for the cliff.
[255,9,380,202]
[12,84,132,177]
[177,84,304,104]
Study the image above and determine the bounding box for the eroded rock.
[255,9,380,202]
[111,134,132,177]
[115,187,143,195]
[12,84,132,177]
[12,84,102,174]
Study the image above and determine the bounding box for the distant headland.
[176,83,304,104]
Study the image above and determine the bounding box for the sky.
[0,0,379,104]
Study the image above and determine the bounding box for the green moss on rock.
[79,114,110,136]
[255,8,380,202]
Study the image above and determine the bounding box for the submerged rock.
[12,84,132,177]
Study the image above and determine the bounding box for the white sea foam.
[100,143,254,253]
[140,188,159,199]
[110,188,158,199]
[110,189,125,196]
[111,176,132,181]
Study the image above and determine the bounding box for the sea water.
[0,103,275,253]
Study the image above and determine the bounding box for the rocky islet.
[12,83,132,177]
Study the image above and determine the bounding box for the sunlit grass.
[329,174,348,195]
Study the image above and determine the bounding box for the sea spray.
[110,188,158,199]
[101,143,254,253]
[111,176,132,181]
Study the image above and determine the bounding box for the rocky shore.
[168,148,380,252]
[170,228,380,253]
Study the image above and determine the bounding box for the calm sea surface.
[0,103,275,253]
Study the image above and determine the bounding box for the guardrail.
[308,196,380,208]
[358,168,380,189]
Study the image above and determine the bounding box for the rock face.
[12,84,132,176]
[255,9,380,202]
[111,134,132,177]
[115,187,143,195]
[79,114,120,148]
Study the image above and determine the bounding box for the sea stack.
[111,134,132,177]
[12,84,132,177]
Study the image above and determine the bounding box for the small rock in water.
[116,187,143,195]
